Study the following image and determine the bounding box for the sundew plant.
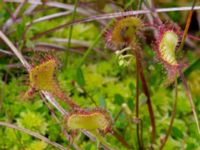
[0,0,200,150]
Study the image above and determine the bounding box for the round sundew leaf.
[67,111,110,131]
[29,59,57,92]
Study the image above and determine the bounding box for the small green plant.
[105,16,156,146]
[115,47,134,67]
[17,111,48,135]
[25,141,47,150]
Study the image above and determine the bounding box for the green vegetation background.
[0,0,200,149]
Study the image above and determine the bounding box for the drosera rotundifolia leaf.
[154,25,185,85]
[29,59,58,92]
[105,16,143,49]
[66,109,111,132]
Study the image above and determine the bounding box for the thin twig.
[35,42,66,51]
[134,47,156,144]
[135,55,143,149]
[179,70,200,134]
[0,49,14,55]
[26,11,72,26]
[40,93,80,150]
[65,0,78,68]
[51,38,90,47]
[0,121,67,150]
[24,3,37,15]
[5,0,96,16]
[6,63,23,69]
[159,78,178,150]
[144,0,162,25]
[3,0,27,31]
[176,0,200,134]
[0,31,31,70]
[178,0,197,53]
[30,6,200,40]
[111,130,131,149]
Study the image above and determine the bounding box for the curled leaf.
[105,17,143,49]
[154,25,184,85]
[159,31,178,65]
